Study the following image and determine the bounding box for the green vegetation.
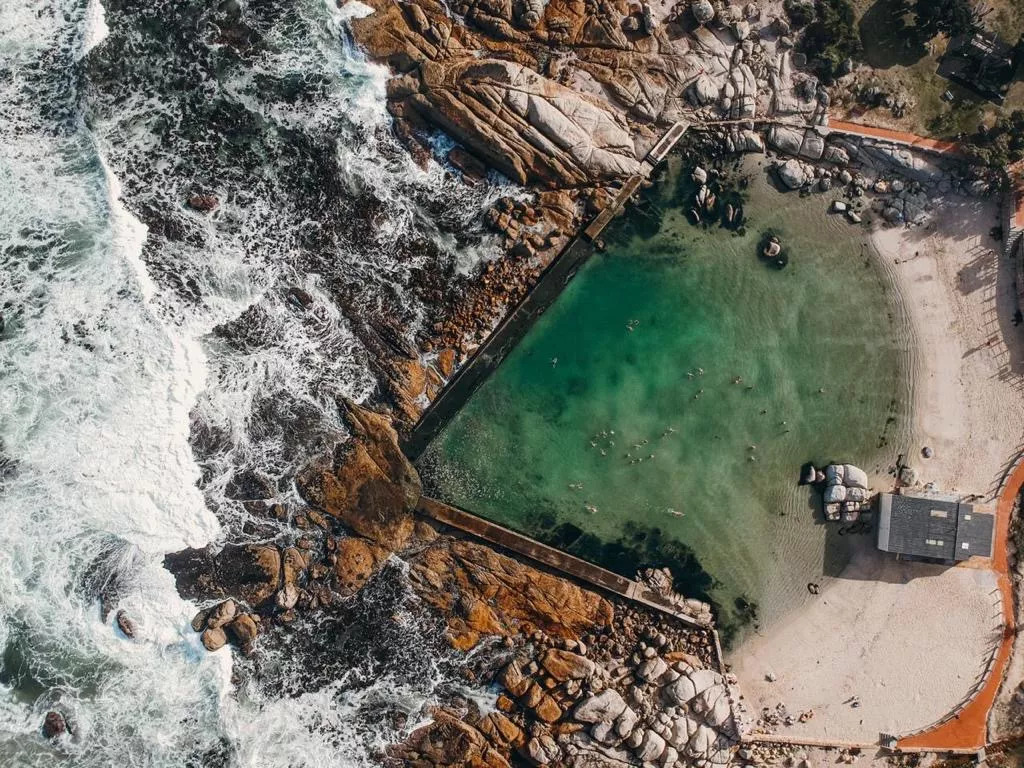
[797,0,863,82]
[961,110,1024,167]
[783,0,815,27]
[847,0,1024,140]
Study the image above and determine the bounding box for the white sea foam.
[1,0,513,760]
[80,0,108,57]
[0,2,229,764]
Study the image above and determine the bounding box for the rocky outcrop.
[165,543,281,609]
[299,400,420,552]
[407,537,614,650]
[389,710,518,768]
[398,58,642,188]
[479,606,733,768]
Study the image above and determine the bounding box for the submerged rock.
[115,609,136,639]
[42,711,68,740]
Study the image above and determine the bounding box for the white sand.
[878,196,1024,497]
[731,538,1000,742]
[730,195,1024,743]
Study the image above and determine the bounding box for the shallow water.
[421,157,915,644]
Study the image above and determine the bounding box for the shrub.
[797,0,863,82]
[962,110,1024,167]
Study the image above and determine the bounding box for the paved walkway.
[897,458,1022,750]
[829,120,963,156]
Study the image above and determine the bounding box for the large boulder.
[300,402,420,552]
[776,159,810,189]
[768,125,825,160]
[844,464,869,489]
[226,613,259,656]
[665,675,698,705]
[540,648,596,681]
[692,0,715,24]
[575,689,628,723]
[824,484,847,504]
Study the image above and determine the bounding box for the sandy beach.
[731,193,1024,744]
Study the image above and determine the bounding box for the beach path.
[897,456,1021,750]
[828,121,963,156]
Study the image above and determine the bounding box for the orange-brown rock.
[521,681,544,709]
[500,662,531,698]
[301,402,420,553]
[476,712,525,749]
[333,536,390,596]
[226,614,259,656]
[436,348,456,378]
[201,626,227,651]
[389,711,511,768]
[389,357,428,424]
[540,648,596,681]
[533,694,563,724]
[408,538,613,648]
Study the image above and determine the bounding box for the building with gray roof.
[876,493,994,563]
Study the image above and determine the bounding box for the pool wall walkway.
[417,496,712,631]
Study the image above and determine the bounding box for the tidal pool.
[419,158,913,644]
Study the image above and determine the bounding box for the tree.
[797,0,863,83]
[914,0,978,38]
[963,110,1024,167]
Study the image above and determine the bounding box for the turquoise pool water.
[419,158,914,644]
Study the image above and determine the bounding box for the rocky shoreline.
[158,0,1008,763]
[166,400,738,767]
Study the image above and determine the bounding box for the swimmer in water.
[551,357,558,367]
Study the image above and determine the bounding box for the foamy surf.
[2,0,511,762]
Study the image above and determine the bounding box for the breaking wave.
[0,0,501,763]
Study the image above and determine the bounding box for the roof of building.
[877,493,994,561]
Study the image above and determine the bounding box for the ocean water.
[0,0,500,764]
[420,157,915,645]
